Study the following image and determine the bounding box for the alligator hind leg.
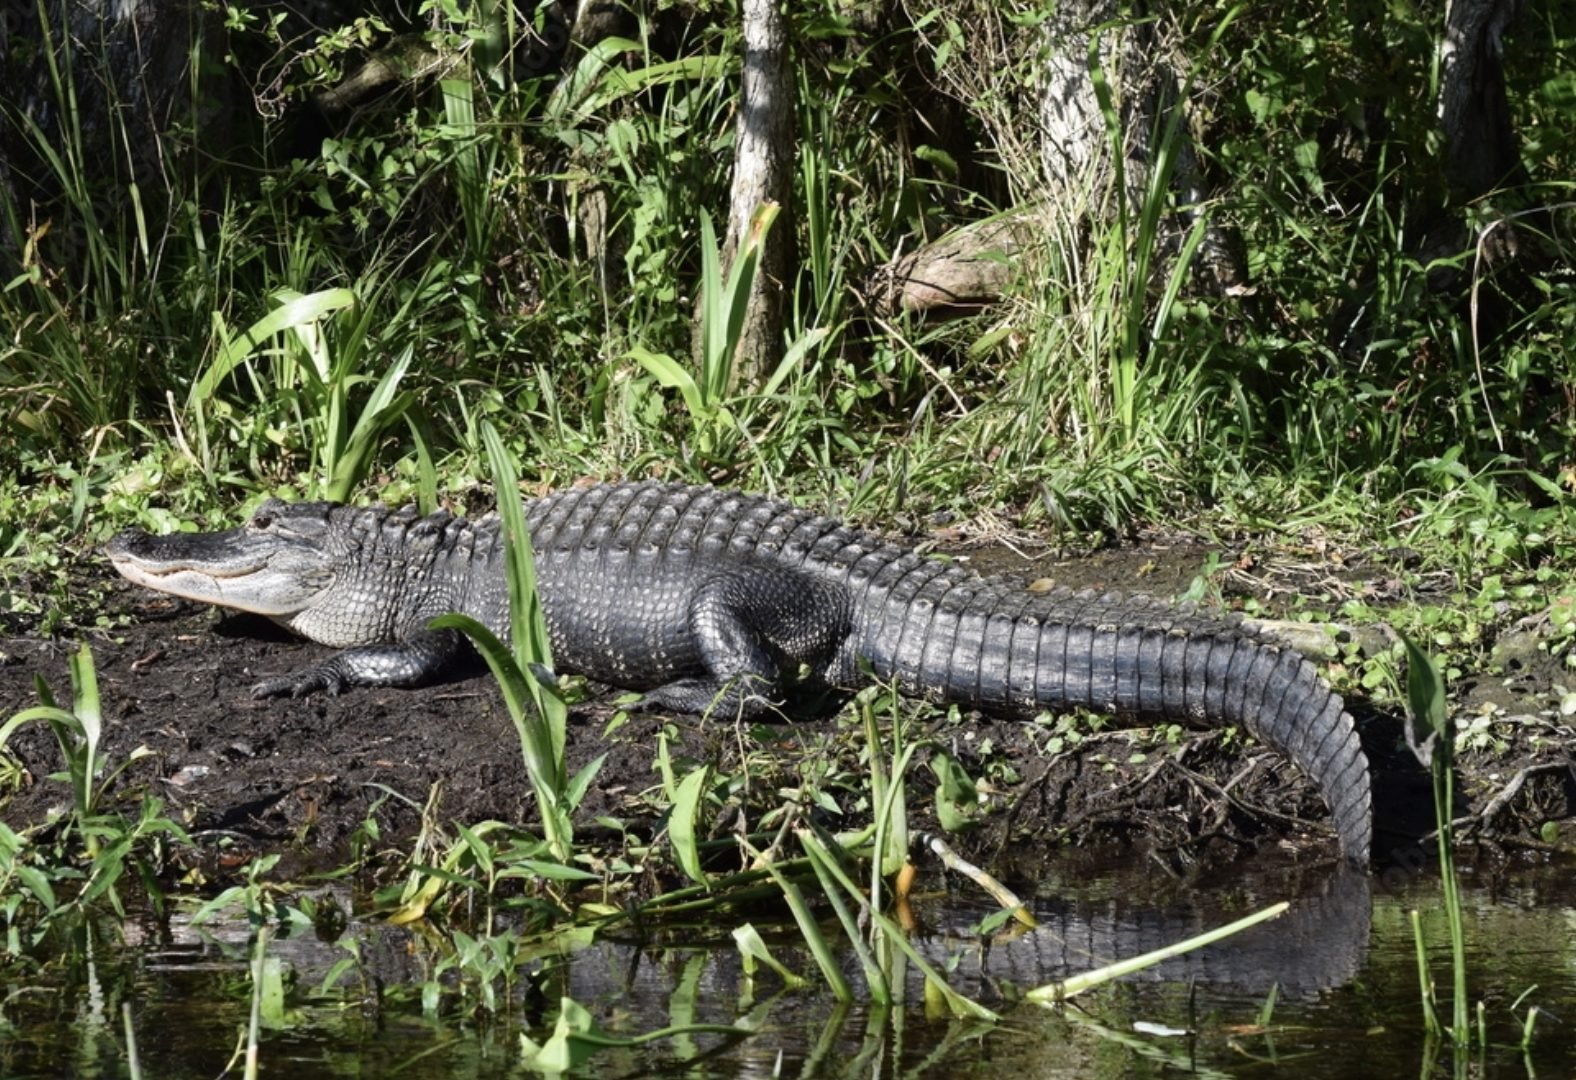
[633,569,853,719]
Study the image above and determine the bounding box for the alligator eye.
[251,511,273,530]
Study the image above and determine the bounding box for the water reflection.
[1,856,1572,1078]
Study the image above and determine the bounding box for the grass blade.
[667,765,710,886]
[479,421,566,773]
[192,288,355,406]
[1028,901,1288,1003]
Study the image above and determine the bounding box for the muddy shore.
[3,542,1572,887]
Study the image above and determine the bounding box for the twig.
[915,832,1037,929]
[1166,755,1320,832]
[1422,761,1573,841]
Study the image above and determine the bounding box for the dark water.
[2,855,1573,1078]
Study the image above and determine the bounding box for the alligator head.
[108,499,341,630]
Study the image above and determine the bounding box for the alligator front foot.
[250,631,467,699]
[252,666,349,699]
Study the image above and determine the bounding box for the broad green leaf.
[745,846,852,1000]
[258,955,288,1027]
[760,327,827,399]
[455,821,495,877]
[495,860,601,882]
[564,753,608,813]
[0,706,78,749]
[628,346,707,418]
[15,866,57,913]
[732,923,808,987]
[520,997,752,1075]
[546,39,726,128]
[668,765,710,886]
[430,614,537,760]
[193,288,355,405]
[930,751,978,833]
[1402,632,1448,739]
[189,885,251,925]
[480,422,566,770]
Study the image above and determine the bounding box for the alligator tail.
[880,584,1373,865]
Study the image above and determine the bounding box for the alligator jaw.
[107,525,331,618]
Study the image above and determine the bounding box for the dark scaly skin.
[107,481,1373,865]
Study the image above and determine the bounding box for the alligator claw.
[251,669,344,699]
[250,678,289,700]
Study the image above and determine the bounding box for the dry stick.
[1424,761,1574,841]
[1166,754,1317,832]
[1048,753,1169,836]
[916,833,1038,930]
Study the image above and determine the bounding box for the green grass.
[2,0,1571,549]
[0,646,189,957]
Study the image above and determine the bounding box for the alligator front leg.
[632,569,853,720]
[252,628,469,698]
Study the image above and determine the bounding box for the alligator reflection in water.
[919,865,1371,1000]
[121,860,1373,1017]
[571,864,1372,1011]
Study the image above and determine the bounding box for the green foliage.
[192,286,417,500]
[2,0,1576,1041]
[664,761,712,886]
[0,647,156,854]
[0,0,1571,544]
[1401,634,1471,1048]
[731,922,808,988]
[519,996,753,1074]
[860,690,909,878]
[0,646,190,957]
[796,825,998,1020]
[628,203,787,464]
[432,421,588,861]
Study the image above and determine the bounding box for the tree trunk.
[874,0,1247,316]
[720,0,793,388]
[1037,0,1152,211]
[0,0,227,263]
[1437,0,1526,201]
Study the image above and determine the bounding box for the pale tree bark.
[720,0,792,388]
[878,0,1247,317]
[1037,0,1154,212]
[1035,2,1249,294]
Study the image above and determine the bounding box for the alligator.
[107,481,1373,865]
